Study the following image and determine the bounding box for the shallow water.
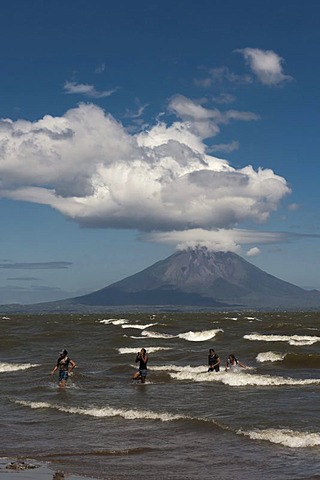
[1,311,320,479]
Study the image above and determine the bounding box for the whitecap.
[99,318,128,325]
[256,352,286,363]
[168,365,320,387]
[178,328,223,342]
[141,330,175,339]
[0,362,40,373]
[149,364,186,372]
[238,428,320,448]
[117,347,171,355]
[220,372,320,387]
[122,323,157,330]
[170,368,217,382]
[244,333,320,346]
[15,400,186,423]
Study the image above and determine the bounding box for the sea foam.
[244,333,320,346]
[256,352,286,363]
[238,428,320,448]
[131,328,223,341]
[15,400,186,423]
[166,365,320,387]
[122,323,157,330]
[100,319,128,325]
[0,362,39,373]
[178,328,223,342]
[141,330,175,339]
[118,346,171,355]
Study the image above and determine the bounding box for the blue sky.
[0,0,319,304]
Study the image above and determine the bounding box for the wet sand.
[0,458,99,480]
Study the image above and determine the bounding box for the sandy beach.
[0,458,98,480]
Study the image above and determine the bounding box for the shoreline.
[0,458,99,480]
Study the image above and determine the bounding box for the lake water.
[1,311,320,479]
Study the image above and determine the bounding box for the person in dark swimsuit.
[51,349,76,387]
[134,348,148,383]
[208,348,220,372]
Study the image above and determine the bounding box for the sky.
[0,0,319,304]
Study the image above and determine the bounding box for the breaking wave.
[14,400,320,450]
[99,319,128,325]
[15,399,188,423]
[165,364,320,386]
[122,323,157,330]
[256,352,286,363]
[0,362,40,373]
[244,333,320,346]
[141,330,175,339]
[178,328,223,342]
[117,347,171,355]
[130,328,223,342]
[238,428,320,448]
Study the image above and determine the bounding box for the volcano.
[71,248,320,309]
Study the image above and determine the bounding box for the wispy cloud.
[141,228,320,253]
[236,48,293,86]
[288,202,300,211]
[167,94,259,141]
[208,141,239,154]
[63,81,117,98]
[141,228,290,252]
[95,63,106,74]
[7,277,39,281]
[124,103,149,119]
[212,93,236,105]
[0,262,72,270]
[195,66,252,88]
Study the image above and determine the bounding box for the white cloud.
[0,102,290,248]
[246,247,261,257]
[237,48,293,86]
[166,95,259,146]
[141,229,289,252]
[64,81,117,98]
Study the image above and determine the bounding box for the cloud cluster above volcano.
[0,98,290,246]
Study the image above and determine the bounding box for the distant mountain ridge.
[70,248,320,309]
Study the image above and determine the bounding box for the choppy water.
[1,311,320,479]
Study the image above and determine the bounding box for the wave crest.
[15,400,186,423]
[244,333,320,346]
[238,428,320,448]
[0,362,39,373]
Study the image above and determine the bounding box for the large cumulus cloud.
[0,100,290,247]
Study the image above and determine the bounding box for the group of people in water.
[133,348,247,383]
[208,348,246,372]
[50,347,246,387]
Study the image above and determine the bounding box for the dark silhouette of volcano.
[71,248,320,309]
